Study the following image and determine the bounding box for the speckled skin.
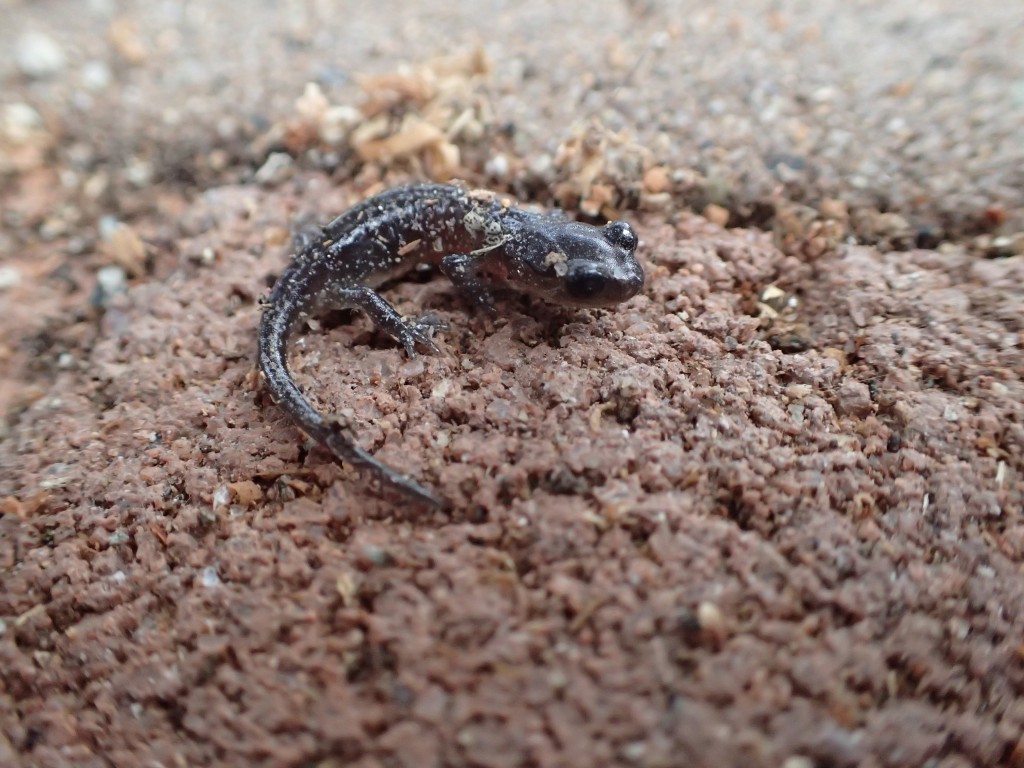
[258,183,644,507]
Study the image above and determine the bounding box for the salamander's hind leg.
[324,285,440,357]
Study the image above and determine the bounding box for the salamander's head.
[504,218,645,308]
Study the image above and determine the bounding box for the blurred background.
[2,0,1022,258]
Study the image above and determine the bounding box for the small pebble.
[92,265,127,308]
[359,544,395,567]
[528,153,552,177]
[98,215,122,240]
[125,157,153,187]
[2,103,43,143]
[80,60,112,91]
[0,266,23,290]
[703,203,730,227]
[101,221,148,276]
[109,530,130,545]
[200,566,222,588]
[697,601,728,644]
[212,485,231,511]
[254,152,294,186]
[320,105,361,145]
[759,284,791,313]
[820,198,848,221]
[97,264,127,293]
[108,17,147,64]
[485,153,510,180]
[835,380,872,418]
[642,165,671,194]
[621,741,647,762]
[16,31,67,79]
[39,216,68,240]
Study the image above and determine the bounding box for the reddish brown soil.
[1,2,1023,767]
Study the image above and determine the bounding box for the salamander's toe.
[413,313,450,335]
[398,315,445,356]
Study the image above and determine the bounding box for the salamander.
[258,183,644,508]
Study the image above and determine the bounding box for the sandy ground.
[1,1,1023,767]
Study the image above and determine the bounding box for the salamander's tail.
[257,297,447,510]
[323,423,448,510]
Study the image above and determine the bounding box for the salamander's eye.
[604,221,637,252]
[565,268,607,300]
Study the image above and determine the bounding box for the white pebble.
[109,530,129,545]
[320,105,360,145]
[485,153,510,180]
[125,157,153,187]
[0,266,22,290]
[2,103,43,143]
[96,265,127,295]
[80,60,111,91]
[200,566,222,588]
[98,215,121,240]
[254,152,294,186]
[212,485,231,510]
[16,31,67,79]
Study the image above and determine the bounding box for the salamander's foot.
[395,313,447,357]
[411,313,449,335]
[396,316,443,357]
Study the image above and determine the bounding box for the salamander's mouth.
[559,258,645,307]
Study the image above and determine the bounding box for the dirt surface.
[2,2,1023,767]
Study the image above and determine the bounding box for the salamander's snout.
[564,256,644,305]
[619,254,646,299]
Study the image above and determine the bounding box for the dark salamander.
[258,184,644,508]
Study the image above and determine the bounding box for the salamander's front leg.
[325,285,440,356]
[440,254,498,316]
